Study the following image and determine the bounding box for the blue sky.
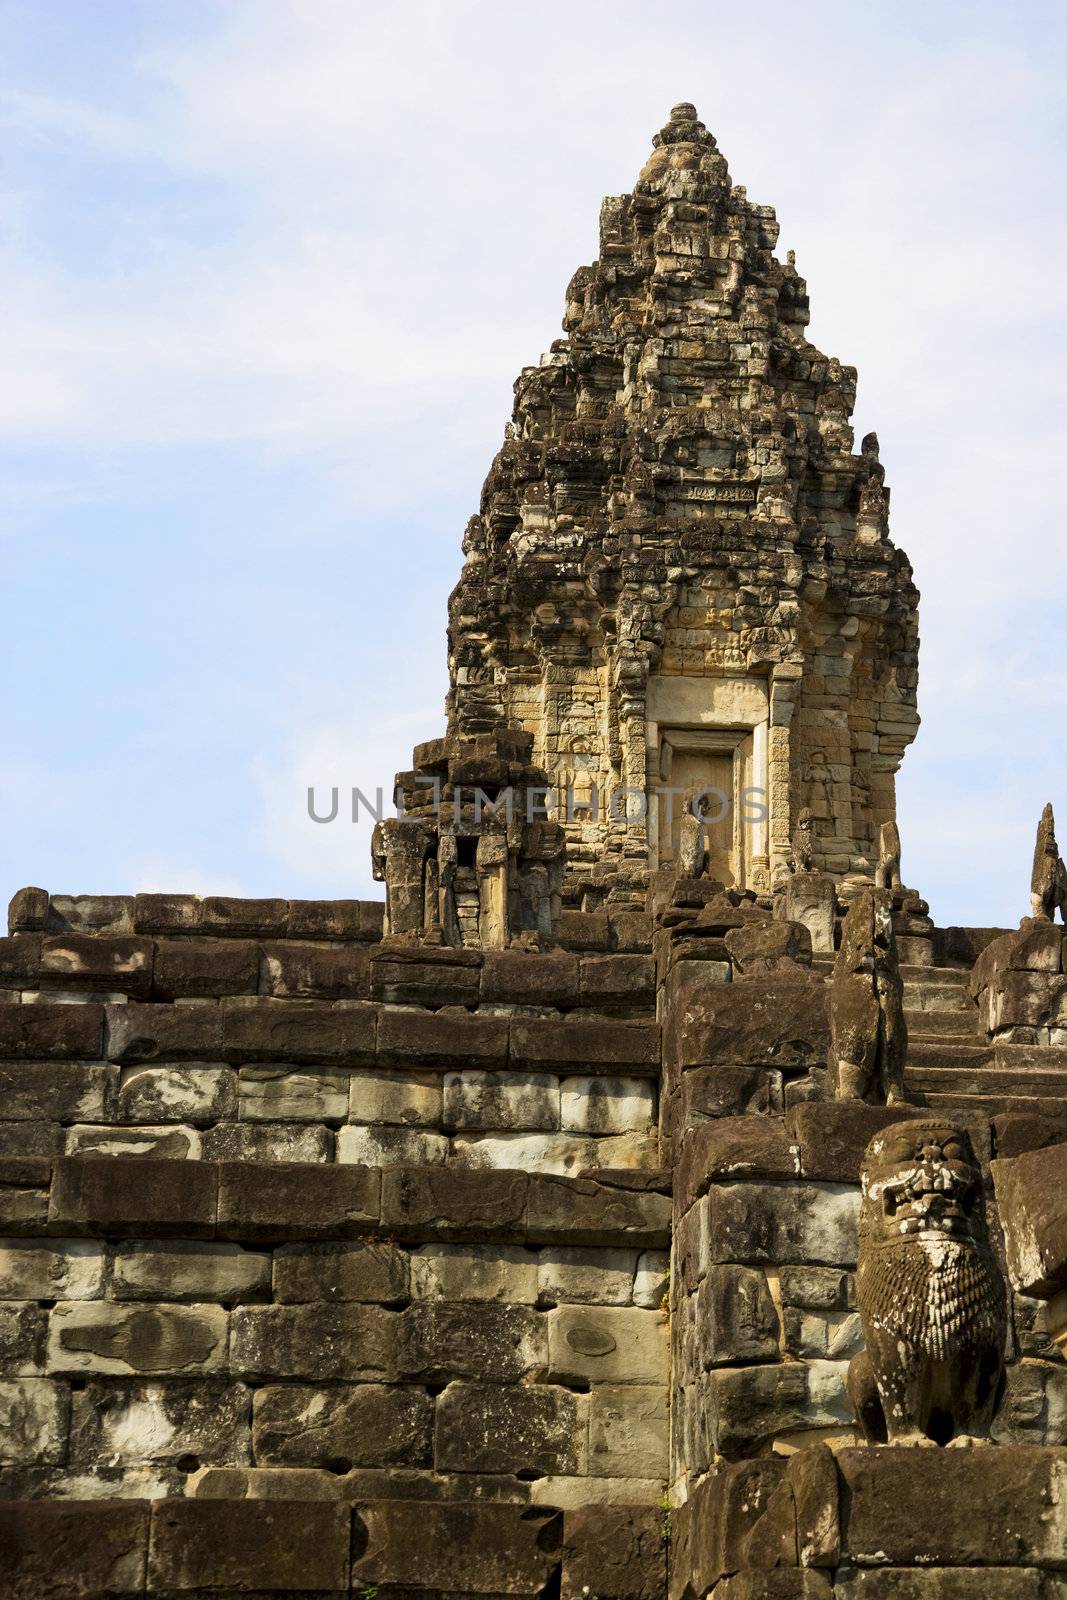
[2,0,1066,927]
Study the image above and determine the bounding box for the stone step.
[921,1091,1067,1118]
[903,1009,983,1039]
[905,1041,994,1069]
[906,1064,1067,1099]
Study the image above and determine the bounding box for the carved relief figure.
[829,886,906,1105]
[874,820,902,892]
[848,1119,1006,1446]
[1030,802,1067,923]
[675,785,709,880]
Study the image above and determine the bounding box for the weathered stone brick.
[838,1444,1067,1567]
[65,1123,203,1160]
[400,1300,547,1382]
[110,1241,271,1304]
[481,949,580,1007]
[286,898,377,941]
[709,1360,851,1457]
[7,887,49,933]
[273,1240,409,1304]
[148,1498,349,1591]
[107,1001,224,1062]
[0,1156,51,1233]
[587,1383,668,1479]
[561,1075,655,1134]
[0,1301,46,1373]
[377,1006,508,1069]
[50,1155,218,1238]
[512,1017,659,1073]
[705,1181,859,1266]
[546,1305,668,1384]
[0,934,42,986]
[152,938,259,999]
[435,1379,584,1474]
[579,954,656,1007]
[216,1160,379,1241]
[231,1302,399,1380]
[0,1119,64,1157]
[0,1500,147,1596]
[380,1164,527,1241]
[671,972,829,1070]
[677,1118,799,1208]
[527,1173,670,1247]
[411,1242,537,1303]
[561,1505,666,1600]
[992,1142,1067,1297]
[370,949,481,1006]
[695,1264,781,1366]
[537,1246,638,1306]
[348,1067,442,1126]
[69,1378,250,1466]
[351,1500,560,1592]
[443,1068,560,1131]
[48,1301,228,1376]
[0,1377,69,1465]
[38,935,154,997]
[238,1063,349,1122]
[451,1130,597,1174]
[253,1381,432,1468]
[220,997,378,1063]
[263,940,371,999]
[116,1063,237,1124]
[0,1003,104,1059]
[201,1120,333,1163]
[634,1249,670,1309]
[337,1124,448,1166]
[0,1239,105,1301]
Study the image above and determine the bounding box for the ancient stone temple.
[446,103,919,904]
[2,106,1066,1600]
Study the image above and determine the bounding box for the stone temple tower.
[445,103,919,907]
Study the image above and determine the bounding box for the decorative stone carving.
[773,869,836,955]
[675,787,709,881]
[374,730,566,950]
[1030,803,1067,923]
[849,1119,1007,1446]
[829,887,906,1104]
[874,821,902,892]
[442,102,920,906]
[788,808,816,874]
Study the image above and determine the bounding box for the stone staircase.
[810,956,1067,1114]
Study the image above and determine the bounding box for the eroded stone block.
[443,1069,560,1131]
[547,1304,668,1384]
[69,1378,250,1466]
[411,1242,537,1303]
[561,1075,655,1135]
[110,1241,271,1305]
[230,1303,399,1380]
[434,1379,584,1474]
[537,1246,638,1307]
[348,1068,442,1126]
[253,1381,431,1468]
[273,1240,409,1304]
[0,1377,69,1464]
[238,1064,349,1122]
[47,1301,228,1376]
[117,1064,237,1124]
[0,1240,105,1301]
[588,1382,668,1478]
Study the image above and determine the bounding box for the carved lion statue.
[848,1118,1006,1447]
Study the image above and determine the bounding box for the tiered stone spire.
[445,103,919,904]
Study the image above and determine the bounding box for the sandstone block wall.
[1,890,661,1178]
